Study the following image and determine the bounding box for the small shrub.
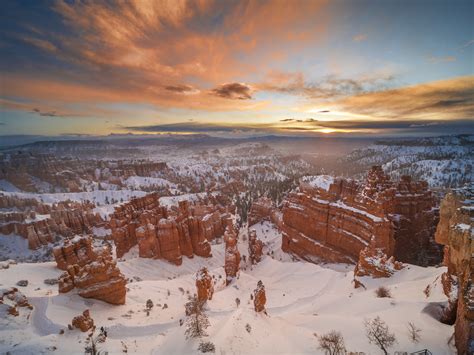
[146,299,154,311]
[198,341,216,353]
[375,286,392,298]
[364,316,397,355]
[245,323,252,333]
[407,322,421,343]
[318,330,346,355]
[423,284,431,298]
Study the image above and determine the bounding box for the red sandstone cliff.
[435,185,473,355]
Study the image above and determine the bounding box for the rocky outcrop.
[435,185,473,355]
[354,247,404,279]
[281,166,442,266]
[110,193,231,264]
[248,229,263,264]
[72,310,94,332]
[196,267,214,303]
[55,236,127,305]
[224,225,240,285]
[253,280,266,313]
[0,288,32,317]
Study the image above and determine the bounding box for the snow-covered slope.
[345,134,473,188]
[0,222,455,354]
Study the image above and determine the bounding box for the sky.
[0,0,473,138]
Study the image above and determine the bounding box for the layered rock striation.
[435,185,473,355]
[281,166,442,266]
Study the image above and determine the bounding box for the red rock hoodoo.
[434,185,473,355]
[72,309,94,332]
[248,229,263,265]
[253,280,266,313]
[55,236,127,305]
[110,193,231,264]
[196,267,214,303]
[281,166,442,266]
[224,224,241,285]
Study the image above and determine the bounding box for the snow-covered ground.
[345,135,473,188]
[0,222,454,354]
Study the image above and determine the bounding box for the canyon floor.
[0,221,455,354]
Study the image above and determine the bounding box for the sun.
[318,128,336,134]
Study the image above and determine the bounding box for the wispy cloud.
[259,71,395,99]
[459,39,474,50]
[353,34,367,42]
[427,55,456,64]
[124,121,273,134]
[330,76,474,120]
[164,84,199,94]
[124,118,473,137]
[31,108,62,117]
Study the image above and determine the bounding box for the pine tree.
[185,296,210,339]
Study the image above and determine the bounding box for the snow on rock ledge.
[300,175,334,192]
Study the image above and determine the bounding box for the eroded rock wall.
[110,193,231,264]
[281,166,441,266]
[435,185,473,355]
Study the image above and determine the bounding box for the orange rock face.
[253,280,266,313]
[110,193,231,265]
[248,229,263,265]
[72,309,94,332]
[281,166,441,266]
[434,185,473,355]
[224,225,240,285]
[196,267,214,303]
[55,236,127,305]
[354,246,404,279]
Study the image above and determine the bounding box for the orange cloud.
[329,76,474,120]
[0,0,329,118]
